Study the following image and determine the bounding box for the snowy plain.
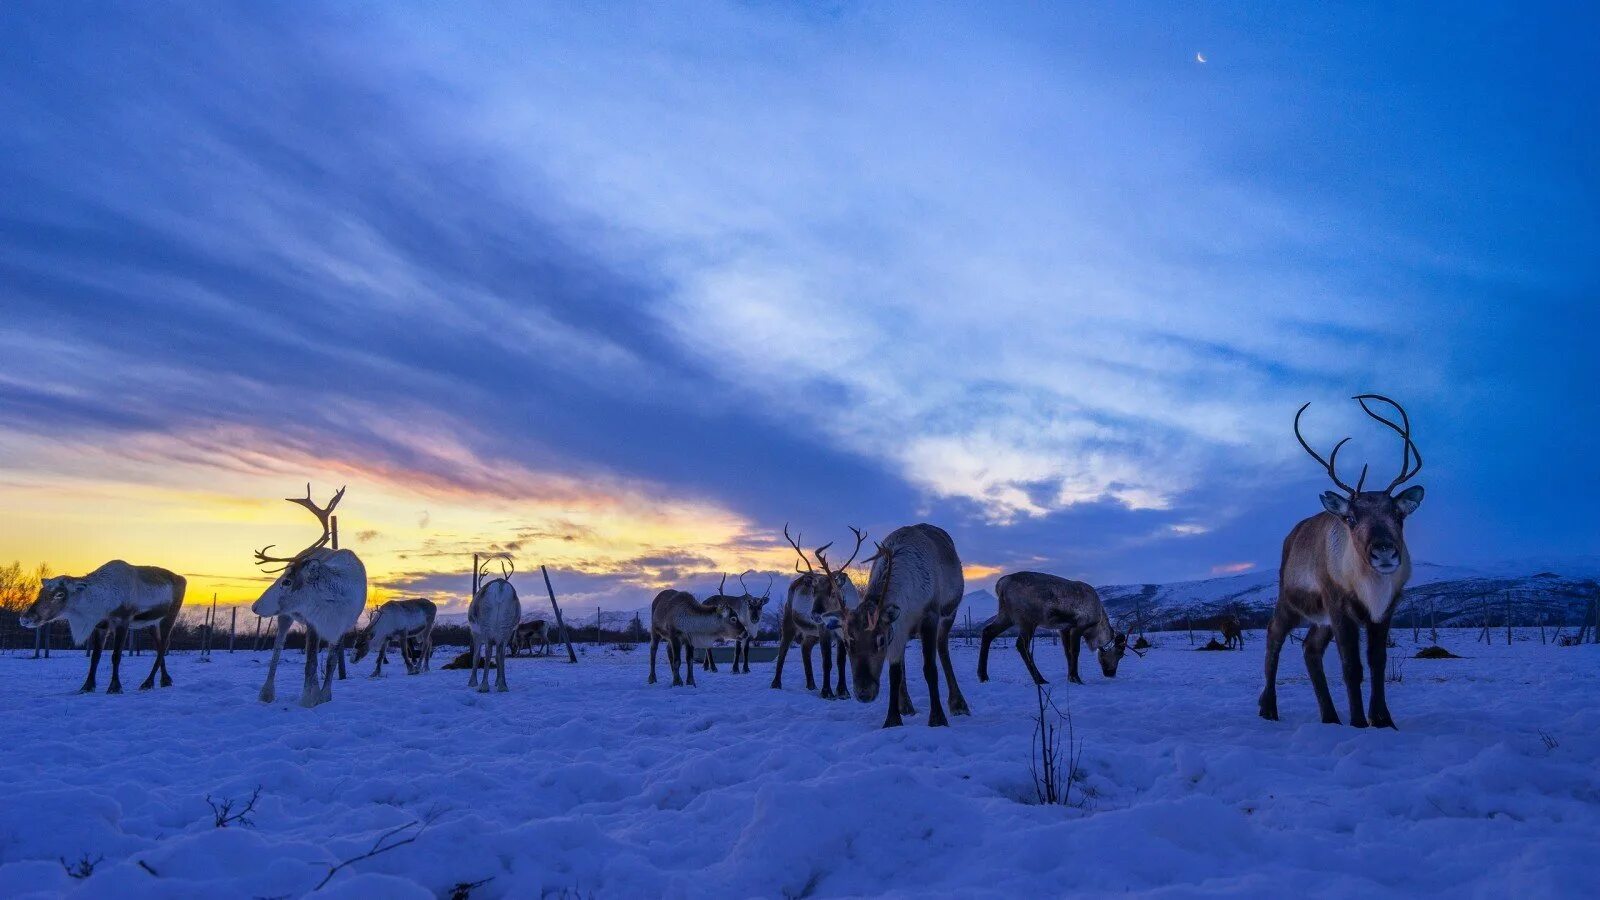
[0,631,1596,899]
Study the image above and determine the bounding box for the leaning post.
[542,565,579,663]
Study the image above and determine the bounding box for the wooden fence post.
[542,565,579,663]
[229,607,237,653]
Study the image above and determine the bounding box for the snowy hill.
[957,560,1598,631]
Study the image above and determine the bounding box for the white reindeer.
[843,523,970,728]
[20,561,186,693]
[250,485,367,707]
[353,598,437,676]
[468,559,520,693]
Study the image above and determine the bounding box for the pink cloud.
[1210,562,1256,575]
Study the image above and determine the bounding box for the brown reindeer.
[1217,614,1244,650]
[977,571,1128,685]
[1259,394,1424,729]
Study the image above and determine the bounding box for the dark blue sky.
[1,3,1595,609]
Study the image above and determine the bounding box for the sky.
[1,3,1596,615]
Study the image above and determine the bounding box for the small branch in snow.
[450,877,495,899]
[60,853,103,880]
[138,860,160,877]
[1029,683,1085,808]
[207,785,262,828]
[315,813,439,891]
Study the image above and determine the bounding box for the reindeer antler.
[253,484,346,571]
[782,523,814,574]
[816,526,867,582]
[1353,394,1423,493]
[1293,403,1358,495]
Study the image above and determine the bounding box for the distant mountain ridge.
[958,560,1599,629]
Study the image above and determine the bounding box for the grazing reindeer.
[20,561,186,693]
[513,619,551,657]
[251,485,367,707]
[977,572,1128,686]
[772,525,864,698]
[1217,614,1244,650]
[468,558,520,693]
[844,523,971,727]
[1260,394,1425,729]
[353,598,437,676]
[649,589,744,686]
[700,572,771,673]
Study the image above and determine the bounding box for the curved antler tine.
[1353,394,1423,492]
[764,573,775,598]
[782,523,814,574]
[1295,403,1357,495]
[501,558,513,580]
[738,569,754,595]
[838,526,867,570]
[718,573,728,596]
[1356,464,1369,493]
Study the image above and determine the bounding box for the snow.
[1,633,1597,898]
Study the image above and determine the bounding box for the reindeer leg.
[1331,615,1368,728]
[977,613,1011,682]
[669,634,684,686]
[468,636,481,688]
[320,641,339,703]
[649,632,661,684]
[79,626,104,694]
[260,617,289,703]
[819,633,835,699]
[496,640,509,692]
[1016,624,1048,685]
[920,618,949,727]
[1062,629,1084,684]
[897,663,916,715]
[154,611,177,687]
[373,637,385,677]
[938,616,968,715]
[1303,624,1339,724]
[834,639,850,699]
[105,623,128,694]
[801,637,817,691]
[883,660,905,728]
[140,616,166,689]
[1366,621,1396,729]
[1259,605,1298,721]
[476,640,491,694]
[300,627,322,708]
[685,638,698,687]
[770,620,794,689]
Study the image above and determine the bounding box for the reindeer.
[468,558,520,693]
[512,619,551,657]
[353,598,437,676]
[1217,614,1244,650]
[648,589,745,686]
[251,485,367,707]
[772,525,864,698]
[699,572,771,673]
[1260,394,1425,729]
[977,571,1129,686]
[20,561,186,693]
[844,523,971,727]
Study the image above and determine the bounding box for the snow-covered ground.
[1,632,1596,898]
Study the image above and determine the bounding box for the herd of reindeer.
[17,395,1424,730]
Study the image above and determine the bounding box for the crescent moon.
[1196,52,1207,64]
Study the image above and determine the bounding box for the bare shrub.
[1029,684,1084,807]
[207,785,262,828]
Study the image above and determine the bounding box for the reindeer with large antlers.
[251,485,367,707]
[772,525,864,699]
[1259,395,1425,728]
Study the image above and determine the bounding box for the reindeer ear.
[1320,491,1350,517]
[1394,484,1424,516]
[882,605,901,624]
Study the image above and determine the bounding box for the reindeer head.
[1096,631,1129,677]
[250,484,348,618]
[845,541,898,703]
[783,524,865,639]
[18,576,76,628]
[736,570,774,635]
[1296,395,1425,577]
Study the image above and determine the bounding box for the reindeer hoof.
[1069,676,1085,686]
[107,685,122,695]
[259,689,275,704]
[648,676,658,684]
[839,689,851,700]
[496,684,508,693]
[929,714,949,727]
[77,686,95,695]
[1321,713,1341,725]
[1350,717,1369,729]
[161,677,173,687]
[139,683,154,691]
[821,689,835,699]
[300,694,320,708]
[769,680,782,689]
[977,673,989,683]
[949,699,970,716]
